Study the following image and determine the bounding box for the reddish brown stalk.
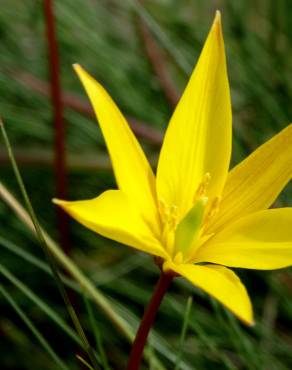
[44,0,69,253]
[14,71,163,145]
[0,148,112,169]
[127,272,174,370]
[138,20,179,109]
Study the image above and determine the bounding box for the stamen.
[204,196,221,225]
[158,199,178,229]
[158,175,219,263]
[158,198,168,223]
[158,198,178,255]
[162,224,175,254]
[194,172,211,201]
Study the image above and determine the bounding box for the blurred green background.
[0,0,292,369]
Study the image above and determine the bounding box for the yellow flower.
[53,12,292,326]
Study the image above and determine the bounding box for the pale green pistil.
[174,197,208,256]
[158,173,222,263]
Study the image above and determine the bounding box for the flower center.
[158,199,178,255]
[158,173,221,263]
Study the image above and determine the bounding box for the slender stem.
[44,0,69,254]
[138,19,179,108]
[127,272,173,370]
[0,181,167,370]
[0,121,99,370]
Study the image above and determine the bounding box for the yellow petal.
[156,12,231,220]
[163,261,253,325]
[207,124,292,233]
[53,190,168,259]
[73,64,159,235]
[196,208,292,270]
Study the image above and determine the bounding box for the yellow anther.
[203,172,211,183]
[209,196,221,217]
[194,173,211,201]
[162,225,175,254]
[204,196,221,224]
[158,199,179,254]
[158,199,178,229]
[173,252,183,265]
[169,204,178,216]
[158,199,167,223]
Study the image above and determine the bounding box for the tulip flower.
[53,11,292,369]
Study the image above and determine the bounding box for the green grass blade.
[189,317,236,370]
[0,235,166,369]
[225,311,258,369]
[0,179,166,369]
[174,296,193,370]
[0,236,78,291]
[83,293,111,370]
[76,354,95,370]
[129,0,191,75]
[0,138,165,370]
[211,298,257,370]
[0,236,48,271]
[0,179,133,341]
[0,262,81,345]
[0,283,70,370]
[0,119,99,370]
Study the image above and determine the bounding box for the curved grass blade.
[0,262,81,345]
[0,179,134,342]
[0,236,78,291]
[76,354,95,370]
[187,314,236,370]
[0,138,165,369]
[83,293,111,370]
[174,296,193,370]
[0,119,99,370]
[225,309,258,369]
[0,236,48,272]
[0,235,167,369]
[0,283,70,370]
[211,298,257,370]
[129,0,191,75]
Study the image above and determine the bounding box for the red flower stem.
[127,271,174,370]
[44,0,69,254]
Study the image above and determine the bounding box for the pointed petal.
[207,124,292,233]
[196,208,292,270]
[73,64,159,234]
[53,190,168,259]
[163,261,253,325]
[156,12,232,220]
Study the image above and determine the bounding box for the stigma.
[158,199,178,254]
[158,172,221,263]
